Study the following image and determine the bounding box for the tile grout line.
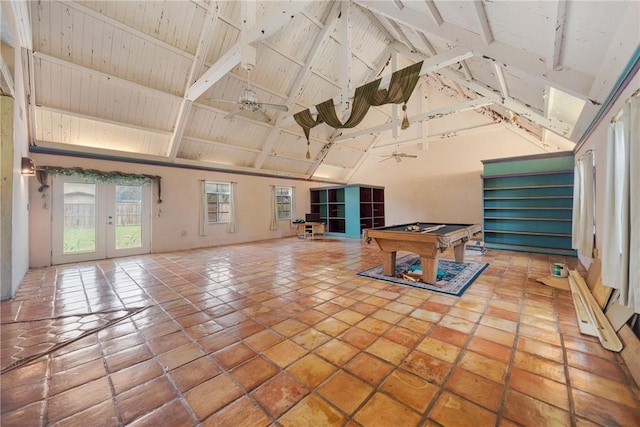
[491,255,527,426]
[41,354,52,427]
[4,242,638,426]
[137,254,288,425]
[557,283,578,427]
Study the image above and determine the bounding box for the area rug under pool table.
[358,254,488,296]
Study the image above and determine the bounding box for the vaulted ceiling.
[2,1,638,182]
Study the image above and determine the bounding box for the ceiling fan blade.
[210,98,239,105]
[402,154,418,158]
[255,109,272,122]
[379,156,393,163]
[261,103,289,112]
[224,108,242,119]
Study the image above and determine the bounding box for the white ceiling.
[2,1,638,182]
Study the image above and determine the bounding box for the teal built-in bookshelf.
[310,184,385,238]
[481,152,576,256]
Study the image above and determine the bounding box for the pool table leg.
[381,251,397,277]
[453,242,466,263]
[420,256,438,285]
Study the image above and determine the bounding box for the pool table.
[364,222,482,285]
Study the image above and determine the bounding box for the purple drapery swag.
[294,61,423,159]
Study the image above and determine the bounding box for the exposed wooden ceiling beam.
[306,36,399,179]
[369,123,503,153]
[384,17,419,54]
[340,0,353,110]
[548,0,567,71]
[493,62,508,99]
[460,61,473,81]
[415,31,437,56]
[471,0,493,45]
[57,0,332,107]
[423,122,503,143]
[359,8,397,43]
[282,46,474,129]
[33,51,297,138]
[167,3,220,159]
[189,0,209,11]
[4,0,32,50]
[335,98,493,142]
[186,0,311,102]
[253,1,341,170]
[424,0,443,26]
[354,0,594,98]
[438,68,573,138]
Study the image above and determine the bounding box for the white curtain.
[199,180,208,236]
[571,150,595,256]
[270,186,279,230]
[227,182,237,233]
[290,187,296,229]
[601,95,640,313]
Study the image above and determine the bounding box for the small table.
[365,222,481,284]
[296,222,326,240]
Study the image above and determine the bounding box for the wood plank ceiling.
[4,0,639,182]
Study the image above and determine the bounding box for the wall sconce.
[21,157,36,176]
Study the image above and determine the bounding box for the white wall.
[28,153,323,267]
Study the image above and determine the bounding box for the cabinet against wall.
[310,184,384,238]
[481,152,576,256]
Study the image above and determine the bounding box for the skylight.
[547,87,587,137]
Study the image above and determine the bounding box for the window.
[205,182,230,223]
[275,186,292,220]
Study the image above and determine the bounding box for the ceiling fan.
[210,46,288,122]
[212,83,288,123]
[380,151,418,162]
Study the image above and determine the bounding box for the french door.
[51,177,151,264]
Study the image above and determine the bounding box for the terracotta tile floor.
[2,237,639,426]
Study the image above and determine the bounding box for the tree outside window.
[205,182,230,223]
[276,186,292,220]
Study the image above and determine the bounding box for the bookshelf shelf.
[481,152,576,255]
[310,184,384,238]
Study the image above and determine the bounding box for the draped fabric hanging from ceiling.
[294,61,423,158]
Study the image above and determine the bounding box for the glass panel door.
[115,185,142,249]
[52,179,106,264]
[107,184,150,258]
[52,177,150,264]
